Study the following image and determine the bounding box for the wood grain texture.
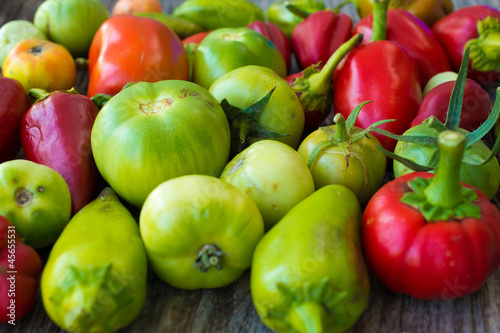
[1,0,500,332]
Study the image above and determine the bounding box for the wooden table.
[1,0,500,332]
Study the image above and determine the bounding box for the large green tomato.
[209,65,305,154]
[140,175,264,289]
[34,0,109,57]
[0,159,71,249]
[0,20,46,67]
[220,140,315,230]
[193,27,287,89]
[91,80,231,208]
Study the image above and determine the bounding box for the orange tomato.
[112,0,163,15]
[2,39,76,92]
[87,15,189,97]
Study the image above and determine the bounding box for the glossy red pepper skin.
[247,21,291,72]
[291,10,352,69]
[353,9,450,87]
[0,216,42,322]
[362,172,500,300]
[333,41,422,152]
[21,91,99,214]
[87,15,189,97]
[432,5,500,85]
[411,79,492,130]
[0,77,30,163]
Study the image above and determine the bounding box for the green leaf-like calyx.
[466,16,500,72]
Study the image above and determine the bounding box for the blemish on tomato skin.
[272,183,278,191]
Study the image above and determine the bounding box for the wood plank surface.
[1,0,500,332]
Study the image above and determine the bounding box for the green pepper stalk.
[370,0,389,42]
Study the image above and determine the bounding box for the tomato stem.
[334,113,348,142]
[194,244,223,272]
[288,302,326,333]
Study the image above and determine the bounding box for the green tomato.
[0,20,46,67]
[220,140,315,230]
[297,125,387,205]
[91,80,231,208]
[251,184,369,332]
[193,27,287,89]
[423,71,458,97]
[0,159,71,249]
[209,65,305,153]
[394,124,500,200]
[140,175,264,289]
[41,188,148,332]
[34,0,109,57]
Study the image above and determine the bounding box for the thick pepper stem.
[371,0,390,42]
[424,131,466,208]
[289,302,326,333]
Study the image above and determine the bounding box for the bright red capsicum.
[21,89,99,214]
[362,130,500,300]
[0,216,42,322]
[87,14,189,97]
[0,77,30,163]
[411,78,492,130]
[432,5,500,85]
[290,9,352,69]
[247,21,291,72]
[353,8,451,86]
[333,0,422,152]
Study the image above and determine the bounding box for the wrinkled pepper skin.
[362,171,500,300]
[21,90,99,214]
[41,188,148,332]
[0,216,42,323]
[247,21,291,72]
[291,10,352,70]
[0,77,30,163]
[432,5,500,85]
[354,9,450,86]
[251,184,369,333]
[333,41,422,152]
[87,15,188,97]
[173,0,264,31]
[355,0,454,26]
[410,79,492,131]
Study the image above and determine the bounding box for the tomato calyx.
[307,101,393,168]
[465,16,500,72]
[220,87,289,156]
[194,244,223,272]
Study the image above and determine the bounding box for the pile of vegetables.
[0,0,500,331]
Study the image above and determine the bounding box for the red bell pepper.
[21,89,99,214]
[353,8,451,86]
[333,0,422,152]
[432,5,500,85]
[411,78,492,131]
[290,9,352,69]
[87,14,189,97]
[0,77,30,163]
[247,21,291,72]
[0,216,42,322]
[362,130,500,300]
[286,33,364,132]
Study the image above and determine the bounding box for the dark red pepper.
[333,0,422,152]
[0,77,30,163]
[247,21,291,72]
[432,5,500,85]
[21,89,99,214]
[290,9,352,69]
[362,130,500,300]
[353,8,451,86]
[411,78,492,131]
[0,216,42,322]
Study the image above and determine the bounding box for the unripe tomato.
[2,39,76,92]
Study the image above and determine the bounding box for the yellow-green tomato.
[220,140,315,230]
[251,184,369,333]
[0,20,46,67]
[297,125,386,205]
[140,175,264,290]
[0,159,71,249]
[41,188,148,332]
